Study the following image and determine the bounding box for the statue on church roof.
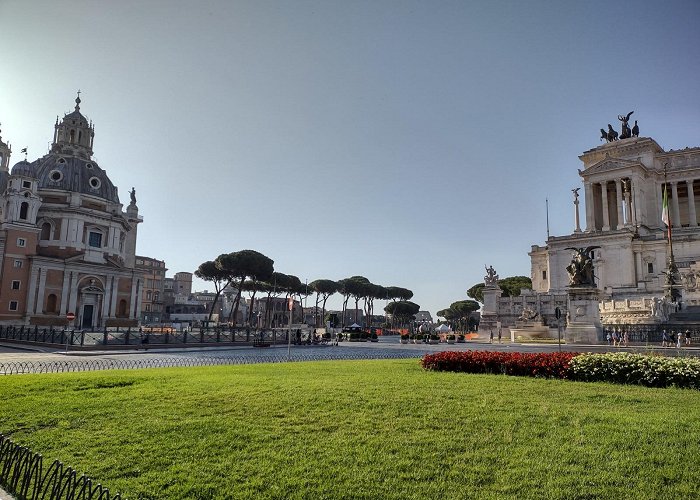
[130,187,136,205]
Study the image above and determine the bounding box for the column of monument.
[600,182,610,231]
[615,180,624,229]
[687,180,697,227]
[671,182,681,227]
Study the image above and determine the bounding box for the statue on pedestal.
[484,265,499,286]
[565,246,600,287]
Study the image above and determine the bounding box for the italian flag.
[662,184,670,227]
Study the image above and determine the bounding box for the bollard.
[80,330,85,346]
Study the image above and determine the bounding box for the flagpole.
[546,198,550,241]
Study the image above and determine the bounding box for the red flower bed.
[421,350,580,379]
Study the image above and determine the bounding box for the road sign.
[66,312,76,321]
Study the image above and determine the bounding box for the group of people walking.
[661,329,692,348]
[606,329,629,347]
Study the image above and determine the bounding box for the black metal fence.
[0,434,121,499]
[0,325,291,348]
[599,323,700,344]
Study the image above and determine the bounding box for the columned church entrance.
[78,278,104,330]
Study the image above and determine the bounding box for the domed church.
[0,95,143,328]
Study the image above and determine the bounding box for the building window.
[146,290,152,300]
[118,299,128,317]
[41,222,52,240]
[89,177,101,189]
[17,238,26,248]
[9,301,18,311]
[46,294,58,313]
[14,260,23,268]
[49,170,63,182]
[145,304,151,312]
[19,202,29,220]
[11,280,20,290]
[22,181,31,189]
[88,231,102,248]
[542,270,547,280]
[648,263,654,274]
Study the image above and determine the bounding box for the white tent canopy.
[436,324,451,333]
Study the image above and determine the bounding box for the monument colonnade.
[584,178,699,231]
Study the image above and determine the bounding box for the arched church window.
[40,222,52,240]
[69,130,75,143]
[19,202,28,220]
[46,294,58,313]
[78,130,82,142]
[118,300,128,318]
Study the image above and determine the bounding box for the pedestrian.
[623,330,629,347]
[606,330,612,345]
[489,328,494,344]
[677,331,682,349]
[686,330,692,346]
[498,327,502,344]
[662,329,668,347]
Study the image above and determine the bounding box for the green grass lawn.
[2,359,700,499]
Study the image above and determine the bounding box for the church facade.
[0,96,143,328]
[529,132,700,324]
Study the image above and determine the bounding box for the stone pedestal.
[565,287,602,344]
[480,284,501,333]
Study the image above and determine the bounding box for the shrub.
[447,334,455,341]
[421,351,578,379]
[568,353,700,389]
[400,333,410,341]
[370,332,378,340]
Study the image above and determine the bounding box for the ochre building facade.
[0,96,143,328]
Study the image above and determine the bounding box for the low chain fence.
[0,350,429,375]
[0,434,121,499]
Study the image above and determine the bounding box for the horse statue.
[607,124,618,141]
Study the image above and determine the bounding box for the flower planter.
[400,339,409,344]
[447,339,455,344]
[429,339,439,345]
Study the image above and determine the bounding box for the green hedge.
[568,353,700,389]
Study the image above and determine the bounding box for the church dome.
[32,154,120,203]
[10,160,37,178]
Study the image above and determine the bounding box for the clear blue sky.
[1,0,699,317]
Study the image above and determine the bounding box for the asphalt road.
[1,336,698,374]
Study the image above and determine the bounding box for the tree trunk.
[230,278,244,326]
